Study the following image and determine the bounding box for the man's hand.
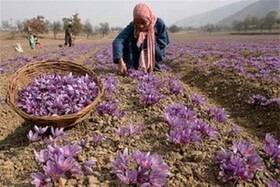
[117,58,127,75]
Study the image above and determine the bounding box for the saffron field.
[0,32,279,186]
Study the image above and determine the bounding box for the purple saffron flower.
[208,107,228,123]
[136,82,155,94]
[229,155,252,180]
[116,170,138,185]
[248,94,267,106]
[114,110,125,118]
[27,130,41,142]
[111,148,169,186]
[219,155,252,182]
[195,120,219,139]
[127,124,142,135]
[264,133,280,166]
[231,124,240,134]
[96,101,124,117]
[77,138,87,147]
[127,69,146,79]
[163,103,197,125]
[233,141,262,170]
[165,78,185,94]
[30,172,51,187]
[215,141,263,183]
[149,164,169,186]
[265,98,280,106]
[264,133,279,146]
[214,148,232,164]
[112,148,130,173]
[167,128,200,145]
[34,125,48,135]
[115,127,127,137]
[100,75,118,98]
[46,144,61,157]
[82,159,97,175]
[96,101,117,115]
[190,94,206,106]
[53,154,76,172]
[267,180,280,187]
[233,141,256,157]
[51,127,65,138]
[68,162,83,176]
[90,134,103,145]
[163,103,217,144]
[59,143,82,158]
[132,150,152,168]
[139,89,165,105]
[138,74,162,89]
[150,153,166,166]
[34,149,49,164]
[43,160,65,179]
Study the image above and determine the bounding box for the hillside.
[174,0,257,28]
[218,0,280,26]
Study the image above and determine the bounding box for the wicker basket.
[6,60,104,128]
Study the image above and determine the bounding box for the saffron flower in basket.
[16,72,99,116]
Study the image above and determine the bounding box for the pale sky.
[1,0,241,27]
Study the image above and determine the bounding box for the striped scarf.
[133,3,156,73]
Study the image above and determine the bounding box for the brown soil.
[0,32,279,187]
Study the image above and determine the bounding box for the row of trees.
[168,11,280,34]
[1,13,113,39]
[232,11,279,32]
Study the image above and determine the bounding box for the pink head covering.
[133,3,156,73]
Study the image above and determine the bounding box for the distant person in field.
[64,24,73,47]
[28,32,35,50]
[112,2,169,74]
[70,33,75,47]
[34,35,43,49]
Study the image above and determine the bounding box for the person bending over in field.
[64,24,73,47]
[70,33,75,47]
[112,2,169,75]
[34,35,43,49]
[28,32,35,50]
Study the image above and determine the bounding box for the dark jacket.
[112,18,169,71]
[65,26,73,46]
